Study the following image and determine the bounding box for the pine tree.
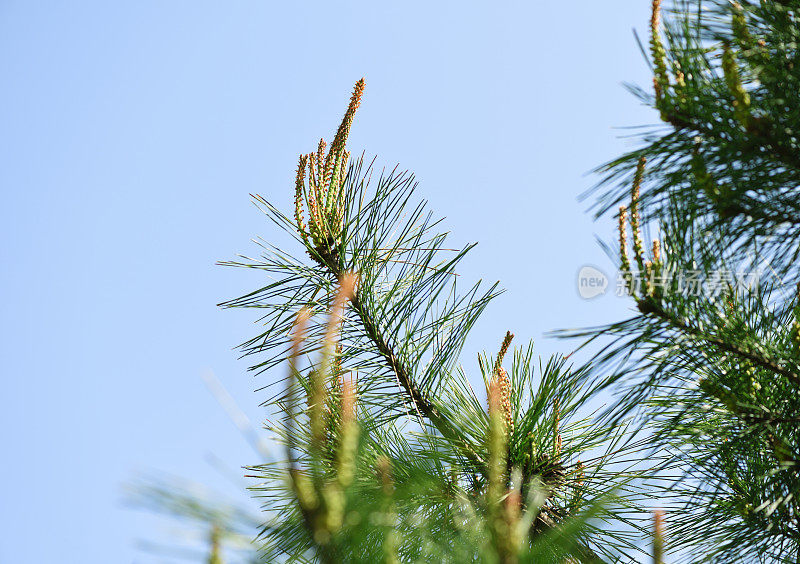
[568,0,800,561]
[217,81,653,562]
[136,0,800,561]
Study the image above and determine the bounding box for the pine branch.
[638,296,800,388]
[319,255,485,470]
[568,1,800,558]
[660,106,800,174]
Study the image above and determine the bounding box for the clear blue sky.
[0,1,656,561]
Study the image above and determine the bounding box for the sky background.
[1,1,657,562]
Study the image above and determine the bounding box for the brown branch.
[638,298,800,387]
[663,108,800,173]
[348,292,484,469]
[320,255,484,469]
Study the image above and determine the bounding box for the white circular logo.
[577,266,608,299]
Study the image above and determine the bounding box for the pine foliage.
[564,0,800,561]
[219,82,653,563]
[136,1,800,561]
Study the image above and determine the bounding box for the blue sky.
[0,1,656,561]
